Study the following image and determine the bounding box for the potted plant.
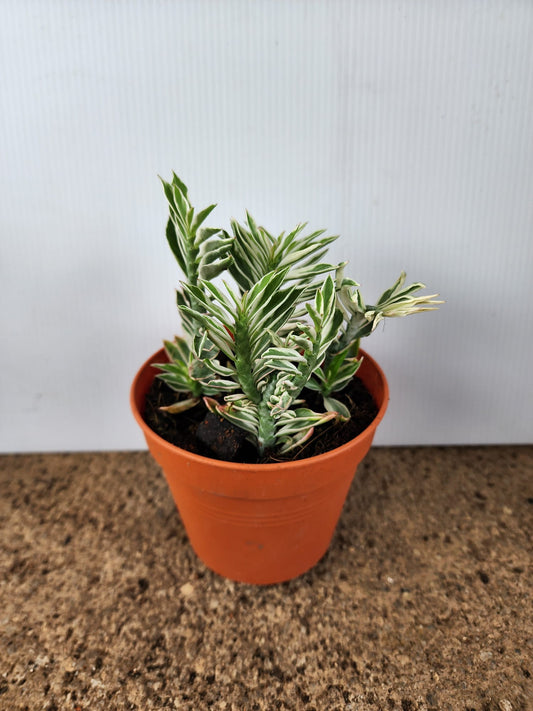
[131,174,441,584]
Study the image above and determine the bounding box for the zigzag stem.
[233,312,262,405]
[334,313,372,354]
[257,380,277,455]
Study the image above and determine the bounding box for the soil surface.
[1,446,532,710]
[143,376,378,463]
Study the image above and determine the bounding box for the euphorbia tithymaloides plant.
[153,174,441,456]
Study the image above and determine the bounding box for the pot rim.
[130,346,389,471]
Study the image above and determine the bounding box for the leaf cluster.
[153,174,442,456]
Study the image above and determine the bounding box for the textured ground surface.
[0,446,531,711]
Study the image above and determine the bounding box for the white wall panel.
[1,1,532,452]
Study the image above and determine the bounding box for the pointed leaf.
[160,397,201,414]
[191,203,217,234]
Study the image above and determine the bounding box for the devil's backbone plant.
[154,174,441,456]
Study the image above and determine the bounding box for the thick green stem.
[290,353,319,404]
[233,314,261,405]
[186,241,200,287]
[257,380,277,455]
[334,313,373,353]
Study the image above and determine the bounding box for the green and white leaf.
[322,396,351,421]
[375,271,443,317]
[275,408,337,454]
[156,175,442,457]
[159,397,201,414]
[161,173,233,336]
[334,265,443,353]
[153,335,233,403]
[204,396,260,438]
[228,213,338,294]
[308,343,362,398]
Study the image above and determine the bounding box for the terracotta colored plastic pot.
[130,348,388,585]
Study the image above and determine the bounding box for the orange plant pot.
[130,348,389,585]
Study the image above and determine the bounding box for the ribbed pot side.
[131,348,389,584]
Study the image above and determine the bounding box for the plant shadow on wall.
[145,174,442,463]
[130,174,441,584]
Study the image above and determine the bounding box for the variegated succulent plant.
[154,174,441,456]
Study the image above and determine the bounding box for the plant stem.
[233,313,262,405]
[257,380,277,455]
[335,313,371,353]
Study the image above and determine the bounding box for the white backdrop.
[1,1,532,453]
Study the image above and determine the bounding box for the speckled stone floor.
[0,447,531,711]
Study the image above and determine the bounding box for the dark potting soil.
[143,374,379,464]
